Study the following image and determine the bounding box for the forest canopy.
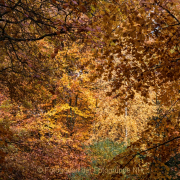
[0,0,180,179]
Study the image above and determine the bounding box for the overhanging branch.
[121,136,180,170]
[1,31,65,42]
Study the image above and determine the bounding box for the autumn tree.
[94,0,180,107]
[0,1,101,175]
[93,0,180,179]
[0,0,100,102]
[0,40,99,179]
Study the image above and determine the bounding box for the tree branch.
[1,31,65,42]
[121,136,180,169]
[158,4,180,25]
